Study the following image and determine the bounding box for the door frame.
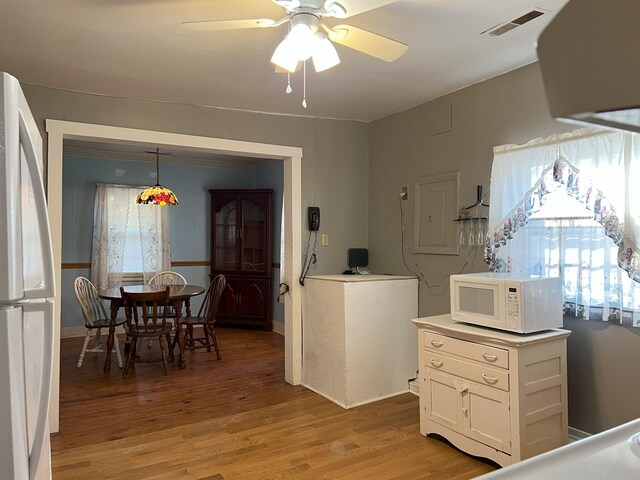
[45,120,303,433]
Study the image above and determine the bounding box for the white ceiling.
[1,0,568,122]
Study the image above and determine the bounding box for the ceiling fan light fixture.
[312,35,340,72]
[324,1,347,18]
[288,22,316,60]
[271,38,300,72]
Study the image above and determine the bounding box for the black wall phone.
[308,207,320,231]
[300,207,321,285]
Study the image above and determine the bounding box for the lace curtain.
[91,183,171,290]
[487,128,640,326]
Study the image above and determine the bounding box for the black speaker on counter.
[347,248,368,269]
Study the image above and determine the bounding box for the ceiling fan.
[182,0,409,74]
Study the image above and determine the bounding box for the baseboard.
[408,378,420,396]
[568,426,592,442]
[301,382,409,409]
[61,325,127,338]
[272,321,284,336]
[63,323,281,338]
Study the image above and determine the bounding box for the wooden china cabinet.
[209,189,273,331]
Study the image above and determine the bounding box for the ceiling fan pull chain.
[286,71,292,94]
[302,60,307,108]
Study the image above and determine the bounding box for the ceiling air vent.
[482,8,548,37]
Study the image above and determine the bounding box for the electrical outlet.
[321,234,329,246]
[400,186,408,199]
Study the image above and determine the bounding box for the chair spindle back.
[74,277,108,327]
[197,274,227,324]
[120,287,171,334]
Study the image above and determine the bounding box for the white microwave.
[450,272,563,333]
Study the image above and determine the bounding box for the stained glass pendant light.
[136,147,178,206]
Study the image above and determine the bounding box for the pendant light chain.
[155,147,160,184]
[302,60,307,109]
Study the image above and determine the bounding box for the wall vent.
[482,8,548,37]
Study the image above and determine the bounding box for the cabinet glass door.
[240,199,267,273]
[214,200,238,271]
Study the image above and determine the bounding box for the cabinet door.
[239,195,270,275]
[215,277,271,330]
[216,281,239,321]
[424,369,464,432]
[464,381,511,453]
[236,278,270,325]
[212,197,239,272]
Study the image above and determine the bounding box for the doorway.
[45,120,303,433]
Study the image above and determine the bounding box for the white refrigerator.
[0,72,55,479]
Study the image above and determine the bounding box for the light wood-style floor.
[52,328,496,479]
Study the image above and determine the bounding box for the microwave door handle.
[19,111,55,299]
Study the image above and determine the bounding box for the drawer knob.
[482,353,499,362]
[430,339,444,347]
[430,360,444,368]
[482,374,499,384]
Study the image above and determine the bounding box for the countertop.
[306,274,417,283]
[413,313,571,346]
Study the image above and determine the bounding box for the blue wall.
[61,154,284,330]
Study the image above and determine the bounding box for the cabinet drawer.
[424,331,509,369]
[425,351,510,392]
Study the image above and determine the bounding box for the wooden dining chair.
[120,286,173,377]
[146,271,186,347]
[73,277,124,368]
[148,271,186,286]
[182,274,226,360]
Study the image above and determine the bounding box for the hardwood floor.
[52,328,496,479]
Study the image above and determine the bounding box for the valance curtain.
[487,128,640,325]
[91,183,171,290]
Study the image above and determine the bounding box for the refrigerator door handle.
[19,110,55,300]
[23,302,53,480]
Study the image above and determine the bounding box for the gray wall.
[24,63,640,434]
[368,62,640,434]
[24,83,370,280]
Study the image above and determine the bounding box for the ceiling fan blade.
[327,24,407,62]
[332,0,400,18]
[182,18,278,31]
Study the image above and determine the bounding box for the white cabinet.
[303,275,418,408]
[414,314,570,467]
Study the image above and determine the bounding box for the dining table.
[98,284,206,372]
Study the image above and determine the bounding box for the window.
[487,128,640,326]
[90,184,171,289]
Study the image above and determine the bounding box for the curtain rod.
[96,182,151,189]
[493,127,618,155]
